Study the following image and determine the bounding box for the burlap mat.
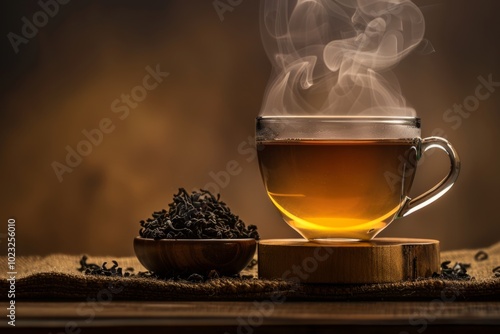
[1,242,499,301]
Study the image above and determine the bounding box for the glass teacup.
[256,116,460,241]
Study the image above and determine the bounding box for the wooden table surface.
[2,300,500,333]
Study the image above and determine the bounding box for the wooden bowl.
[134,237,257,276]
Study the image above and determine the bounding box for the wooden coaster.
[258,238,440,284]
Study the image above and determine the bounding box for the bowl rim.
[134,236,257,243]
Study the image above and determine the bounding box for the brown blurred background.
[0,0,499,256]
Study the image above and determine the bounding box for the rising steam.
[260,0,425,116]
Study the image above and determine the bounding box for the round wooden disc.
[258,238,440,284]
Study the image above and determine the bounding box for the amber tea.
[257,139,418,240]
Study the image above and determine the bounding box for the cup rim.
[256,115,420,125]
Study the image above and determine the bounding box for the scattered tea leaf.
[78,256,134,277]
[78,256,255,282]
[432,261,472,281]
[474,250,488,262]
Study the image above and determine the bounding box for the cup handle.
[395,136,461,219]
